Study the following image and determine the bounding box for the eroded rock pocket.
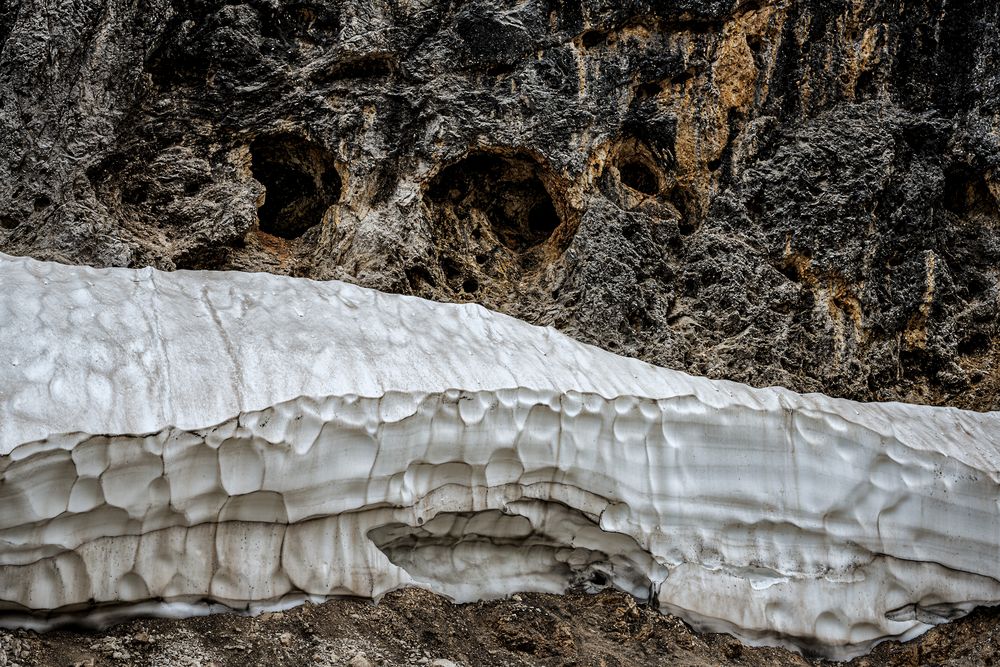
[249,134,341,240]
[618,158,660,196]
[611,137,702,236]
[427,151,562,252]
[419,150,573,299]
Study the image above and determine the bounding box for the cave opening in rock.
[249,134,341,239]
[619,159,659,195]
[943,166,999,219]
[427,151,562,252]
[579,29,608,49]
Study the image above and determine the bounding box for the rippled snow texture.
[0,253,998,658]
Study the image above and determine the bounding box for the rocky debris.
[347,654,374,667]
[0,632,33,667]
[1,589,999,666]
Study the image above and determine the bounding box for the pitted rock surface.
[2,0,999,409]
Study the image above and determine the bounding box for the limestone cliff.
[3,0,998,410]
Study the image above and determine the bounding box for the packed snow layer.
[0,253,999,658]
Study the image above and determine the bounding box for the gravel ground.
[2,589,998,667]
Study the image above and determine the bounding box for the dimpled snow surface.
[1,253,998,658]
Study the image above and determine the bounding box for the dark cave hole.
[462,276,479,293]
[619,160,659,195]
[527,199,560,239]
[249,133,341,240]
[486,62,518,77]
[441,257,462,281]
[943,166,998,218]
[427,151,563,252]
[635,81,663,100]
[580,29,608,48]
[856,70,875,97]
[260,1,340,45]
[745,33,764,67]
[311,54,397,84]
[669,187,699,236]
[0,215,19,230]
[958,333,990,356]
[406,266,437,290]
[672,70,695,85]
[123,184,148,205]
[590,571,609,586]
[33,195,51,211]
[780,262,801,283]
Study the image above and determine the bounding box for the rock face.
[2,0,999,411]
[2,253,999,659]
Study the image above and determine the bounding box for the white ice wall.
[0,253,998,658]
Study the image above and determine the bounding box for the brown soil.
[3,589,998,667]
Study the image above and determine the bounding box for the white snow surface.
[1,252,999,658]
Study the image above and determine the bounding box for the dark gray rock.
[2,0,999,408]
